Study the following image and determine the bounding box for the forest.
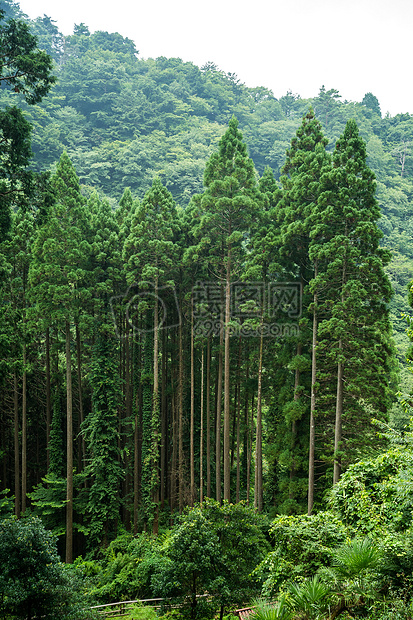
[1,0,413,619]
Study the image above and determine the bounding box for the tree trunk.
[21,342,27,514]
[152,281,160,534]
[334,259,346,485]
[235,334,242,503]
[254,328,264,511]
[65,319,73,563]
[216,286,224,503]
[333,342,344,485]
[14,370,20,518]
[308,263,318,516]
[223,250,231,502]
[133,335,142,535]
[290,342,302,499]
[190,292,195,506]
[160,327,167,509]
[200,347,204,504]
[75,323,85,474]
[247,389,254,504]
[178,312,184,513]
[206,337,211,498]
[45,327,51,472]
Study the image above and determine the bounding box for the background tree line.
[0,0,410,568]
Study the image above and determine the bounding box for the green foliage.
[83,333,124,548]
[88,532,167,603]
[0,10,56,104]
[250,597,293,620]
[0,516,92,619]
[256,512,347,597]
[328,444,413,533]
[287,576,332,620]
[153,501,270,618]
[0,488,14,519]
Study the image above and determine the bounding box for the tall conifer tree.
[313,119,395,483]
[196,116,260,502]
[123,177,177,531]
[29,152,90,562]
[277,108,330,514]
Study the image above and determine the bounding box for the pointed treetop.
[204,116,255,189]
[282,107,328,179]
[51,151,82,198]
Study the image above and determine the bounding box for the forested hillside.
[1,0,413,576]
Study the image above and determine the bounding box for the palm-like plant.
[318,537,383,618]
[250,596,293,620]
[332,537,381,576]
[287,575,332,619]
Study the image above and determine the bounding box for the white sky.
[18,0,413,117]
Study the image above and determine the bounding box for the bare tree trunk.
[216,286,224,504]
[334,259,346,486]
[200,347,204,505]
[206,337,211,498]
[14,370,20,518]
[21,342,27,514]
[170,364,177,515]
[308,263,318,516]
[190,293,195,506]
[133,335,142,535]
[152,283,160,534]
[333,343,344,484]
[75,323,85,476]
[247,389,254,505]
[65,319,73,563]
[290,342,302,499]
[45,327,51,472]
[223,251,231,502]
[254,325,264,512]
[160,327,167,509]
[178,315,184,513]
[234,333,241,503]
[124,324,132,530]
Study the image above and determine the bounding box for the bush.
[255,511,347,597]
[0,516,93,619]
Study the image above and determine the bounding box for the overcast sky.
[17,0,412,117]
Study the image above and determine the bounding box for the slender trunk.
[133,335,141,535]
[223,250,231,502]
[254,303,265,511]
[21,342,27,514]
[46,327,51,472]
[334,259,346,485]
[160,327,167,509]
[254,340,263,511]
[308,263,318,516]
[152,281,160,534]
[170,361,177,514]
[235,340,242,503]
[247,389,254,504]
[200,348,204,505]
[290,342,302,499]
[333,342,344,484]
[75,323,86,481]
[178,309,184,513]
[190,293,195,506]
[216,285,224,503]
[14,370,20,518]
[124,325,132,529]
[206,337,211,498]
[66,319,73,563]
